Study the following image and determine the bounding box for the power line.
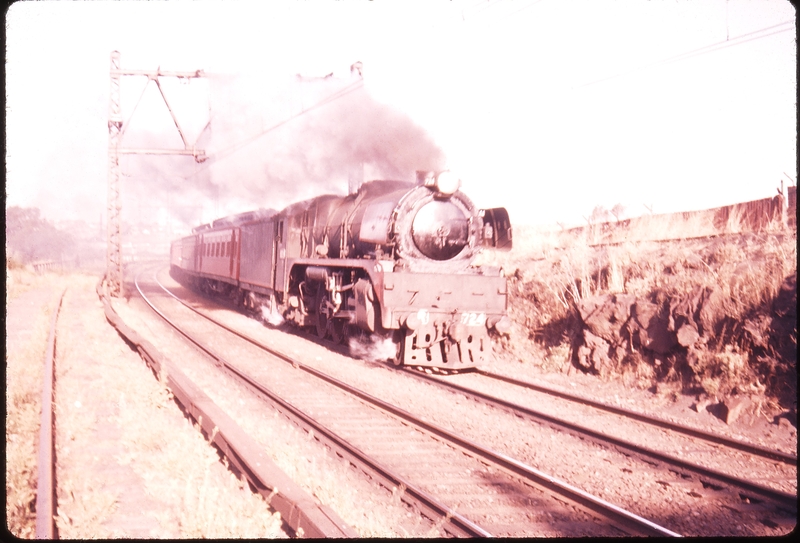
[575,20,794,90]
[184,78,365,180]
[462,0,545,27]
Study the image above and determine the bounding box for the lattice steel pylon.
[106,51,206,297]
[107,51,124,296]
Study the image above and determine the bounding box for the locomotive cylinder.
[305,266,329,283]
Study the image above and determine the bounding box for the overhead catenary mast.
[106,51,207,297]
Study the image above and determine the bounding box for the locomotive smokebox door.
[480,208,512,250]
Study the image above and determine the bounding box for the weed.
[497,215,796,403]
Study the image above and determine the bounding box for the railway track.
[100,274,358,537]
[402,367,797,516]
[471,368,797,464]
[35,289,66,539]
[135,267,681,537]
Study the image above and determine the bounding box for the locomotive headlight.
[435,171,461,195]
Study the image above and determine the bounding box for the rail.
[35,289,66,539]
[403,368,797,511]
[96,275,356,538]
[149,270,682,537]
[473,368,796,464]
[138,270,489,537]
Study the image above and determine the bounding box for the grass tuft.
[483,215,796,404]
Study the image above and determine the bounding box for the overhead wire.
[462,0,545,28]
[185,10,792,181]
[184,77,365,180]
[485,0,545,25]
[119,78,153,138]
[574,20,794,90]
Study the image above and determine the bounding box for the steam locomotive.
[169,171,512,370]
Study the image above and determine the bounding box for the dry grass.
[5,267,76,538]
[6,301,52,537]
[482,213,796,400]
[113,386,286,538]
[51,277,286,538]
[687,345,762,399]
[6,268,289,538]
[6,266,62,302]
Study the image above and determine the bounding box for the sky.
[5,0,797,231]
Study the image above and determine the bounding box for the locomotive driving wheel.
[330,319,347,344]
[393,331,405,366]
[314,287,330,339]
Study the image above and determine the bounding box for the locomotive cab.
[479,207,513,250]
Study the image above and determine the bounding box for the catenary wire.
[575,20,794,89]
[184,78,365,180]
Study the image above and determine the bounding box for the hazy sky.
[5,0,797,229]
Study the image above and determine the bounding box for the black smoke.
[122,71,446,231]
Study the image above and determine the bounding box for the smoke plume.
[122,70,446,232]
[348,333,398,363]
[260,303,285,327]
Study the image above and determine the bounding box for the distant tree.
[610,203,626,223]
[5,206,75,264]
[589,205,611,225]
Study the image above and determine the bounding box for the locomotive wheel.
[315,291,329,339]
[232,289,245,308]
[330,319,346,344]
[392,330,406,367]
[393,336,405,366]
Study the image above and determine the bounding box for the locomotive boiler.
[170,171,512,370]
